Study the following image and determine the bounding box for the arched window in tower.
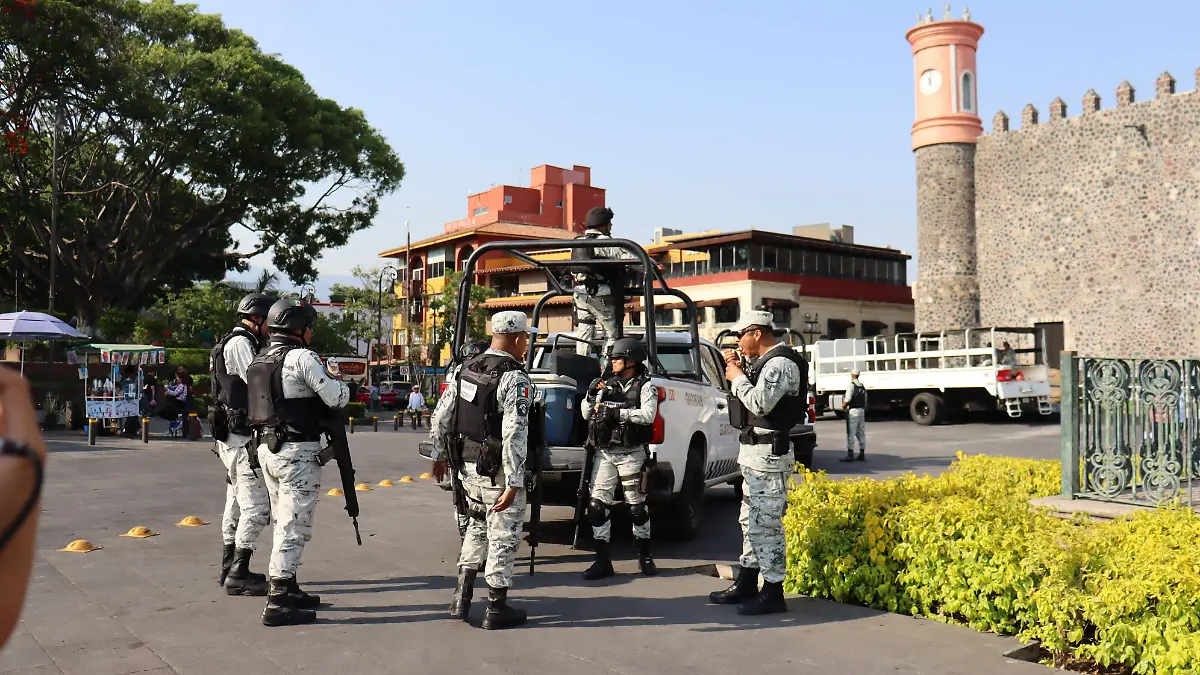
[961,71,975,112]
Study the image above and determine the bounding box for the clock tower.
[907,8,984,332]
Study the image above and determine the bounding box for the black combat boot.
[582,540,615,580]
[736,580,788,615]
[840,452,856,463]
[449,566,478,620]
[856,450,866,461]
[481,585,526,630]
[218,543,235,586]
[637,538,657,576]
[708,566,759,605]
[287,575,321,609]
[223,548,269,596]
[262,577,317,627]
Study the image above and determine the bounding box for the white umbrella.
[0,311,88,375]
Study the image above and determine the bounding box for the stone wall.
[975,72,1200,358]
[914,143,980,332]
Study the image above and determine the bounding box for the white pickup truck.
[524,329,817,542]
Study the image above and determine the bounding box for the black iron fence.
[1061,352,1200,505]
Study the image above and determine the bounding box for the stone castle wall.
[973,70,1200,358]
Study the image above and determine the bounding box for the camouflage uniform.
[256,347,349,579]
[729,353,800,585]
[572,225,633,358]
[430,347,532,588]
[580,379,658,543]
[215,333,270,551]
[843,380,867,460]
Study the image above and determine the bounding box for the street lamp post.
[376,265,398,384]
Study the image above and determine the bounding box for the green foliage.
[165,348,210,374]
[327,264,401,350]
[428,271,493,366]
[150,282,242,344]
[133,316,171,345]
[785,454,1200,674]
[344,402,367,420]
[98,308,138,342]
[0,0,404,323]
[308,313,354,355]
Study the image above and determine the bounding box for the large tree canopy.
[0,0,405,324]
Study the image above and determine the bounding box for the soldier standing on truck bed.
[571,206,632,362]
[430,312,533,630]
[579,337,660,580]
[711,309,806,616]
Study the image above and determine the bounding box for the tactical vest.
[847,382,867,409]
[246,341,328,441]
[454,352,525,448]
[594,372,654,447]
[570,231,621,293]
[210,327,259,434]
[728,344,808,431]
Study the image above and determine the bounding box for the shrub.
[166,348,211,374]
[784,453,1200,674]
[345,402,367,420]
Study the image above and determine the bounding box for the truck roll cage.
[452,238,702,378]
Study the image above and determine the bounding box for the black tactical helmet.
[609,337,647,364]
[237,293,273,319]
[461,341,489,359]
[266,298,317,332]
[585,206,614,228]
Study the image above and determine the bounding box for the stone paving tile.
[0,666,65,675]
[0,634,53,673]
[152,640,286,675]
[42,639,169,675]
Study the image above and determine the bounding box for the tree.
[0,0,405,324]
[328,264,401,355]
[427,271,494,368]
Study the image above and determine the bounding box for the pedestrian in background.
[841,370,867,463]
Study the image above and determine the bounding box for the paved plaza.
[1,415,1063,675]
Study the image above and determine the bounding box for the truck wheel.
[659,439,706,542]
[910,392,945,426]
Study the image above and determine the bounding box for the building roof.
[378,222,578,259]
[647,228,911,260]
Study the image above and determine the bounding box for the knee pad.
[587,499,610,527]
[629,503,650,526]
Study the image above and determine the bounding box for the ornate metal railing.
[1061,352,1200,506]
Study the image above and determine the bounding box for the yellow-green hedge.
[784,453,1200,674]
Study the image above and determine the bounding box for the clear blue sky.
[193,0,1200,296]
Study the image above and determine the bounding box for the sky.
[191,0,1200,298]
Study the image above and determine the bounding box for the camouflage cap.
[731,309,776,334]
[491,311,529,334]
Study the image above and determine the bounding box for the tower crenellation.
[1049,97,1067,121]
[1117,80,1136,106]
[1156,71,1176,99]
[1021,103,1039,127]
[979,69,1199,133]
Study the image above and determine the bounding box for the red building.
[444,164,606,234]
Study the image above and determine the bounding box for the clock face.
[919,69,942,95]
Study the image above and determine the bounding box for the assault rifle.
[525,399,545,575]
[572,394,617,549]
[319,409,362,546]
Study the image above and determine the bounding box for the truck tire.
[910,392,945,426]
[658,437,706,542]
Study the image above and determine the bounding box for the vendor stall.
[67,344,167,422]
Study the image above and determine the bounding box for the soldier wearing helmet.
[570,206,632,361]
[579,336,659,580]
[210,293,274,597]
[246,298,349,626]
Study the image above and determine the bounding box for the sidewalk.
[2,432,1063,675]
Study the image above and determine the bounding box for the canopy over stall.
[67,344,168,420]
[0,311,87,375]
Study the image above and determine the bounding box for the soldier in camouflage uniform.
[709,309,805,615]
[571,206,633,360]
[246,299,350,627]
[430,312,533,630]
[436,341,490,541]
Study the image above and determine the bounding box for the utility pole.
[403,221,415,388]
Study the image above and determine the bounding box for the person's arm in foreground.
[0,365,49,647]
